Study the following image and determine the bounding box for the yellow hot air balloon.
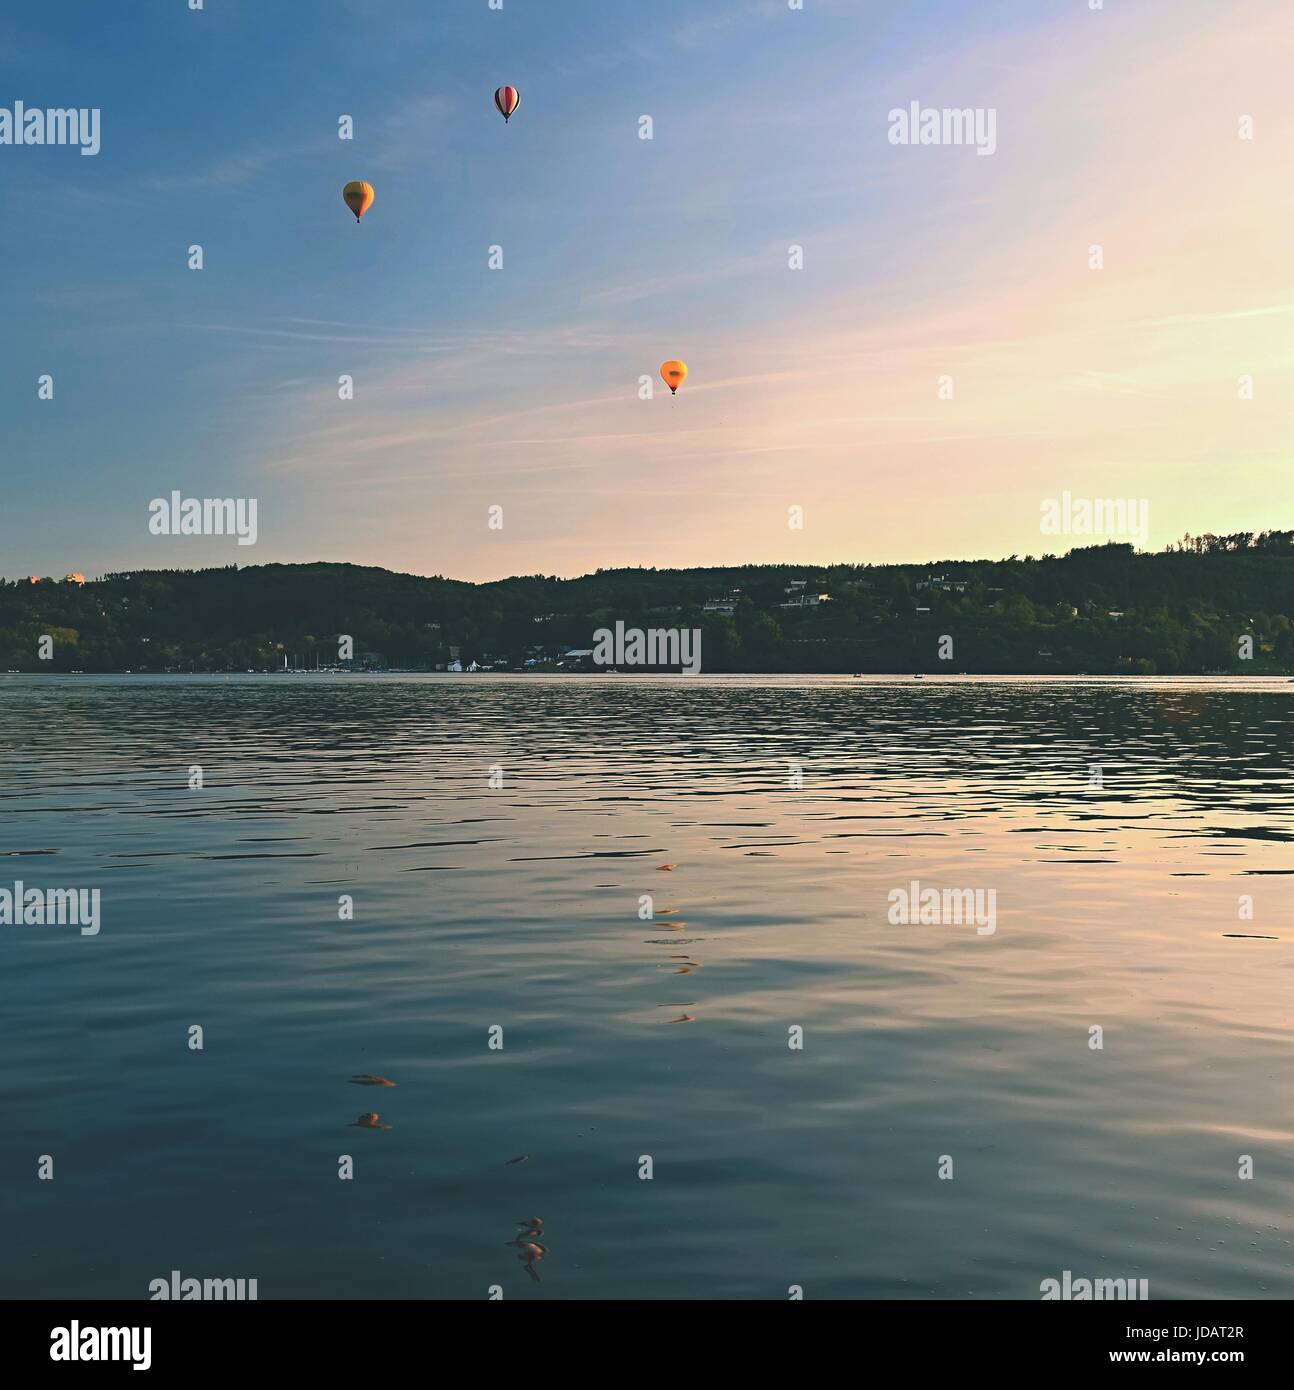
[660,360,687,395]
[342,181,375,223]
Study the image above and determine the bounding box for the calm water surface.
[1,674,1291,1299]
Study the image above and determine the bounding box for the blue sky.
[3,0,1289,580]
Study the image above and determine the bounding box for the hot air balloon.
[494,86,520,123]
[342,181,374,223]
[660,360,688,395]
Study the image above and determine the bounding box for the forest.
[2,533,1291,675]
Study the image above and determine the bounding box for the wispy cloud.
[141,140,323,193]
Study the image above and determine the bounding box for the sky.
[2,0,1291,582]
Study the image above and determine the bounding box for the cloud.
[142,140,321,193]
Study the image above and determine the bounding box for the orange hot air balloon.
[342,181,375,222]
[494,86,520,123]
[660,360,688,395]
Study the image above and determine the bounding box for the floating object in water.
[1222,933,1279,939]
[656,864,677,871]
[667,1014,695,1024]
[504,1218,548,1283]
[514,1241,547,1282]
[664,957,701,974]
[505,1153,530,1165]
[505,1232,547,1250]
[352,1112,391,1130]
[349,1074,396,1087]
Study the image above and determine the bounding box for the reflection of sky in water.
[1,675,1291,1299]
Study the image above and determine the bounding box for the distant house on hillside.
[703,589,741,615]
[915,574,967,594]
[778,579,830,609]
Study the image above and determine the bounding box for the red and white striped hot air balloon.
[494,86,520,123]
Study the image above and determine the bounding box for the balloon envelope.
[660,360,688,394]
[494,86,520,121]
[342,180,374,221]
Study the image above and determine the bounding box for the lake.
[1,674,1291,1300]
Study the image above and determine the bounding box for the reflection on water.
[1,674,1291,1299]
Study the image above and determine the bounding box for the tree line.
[2,534,1291,675]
